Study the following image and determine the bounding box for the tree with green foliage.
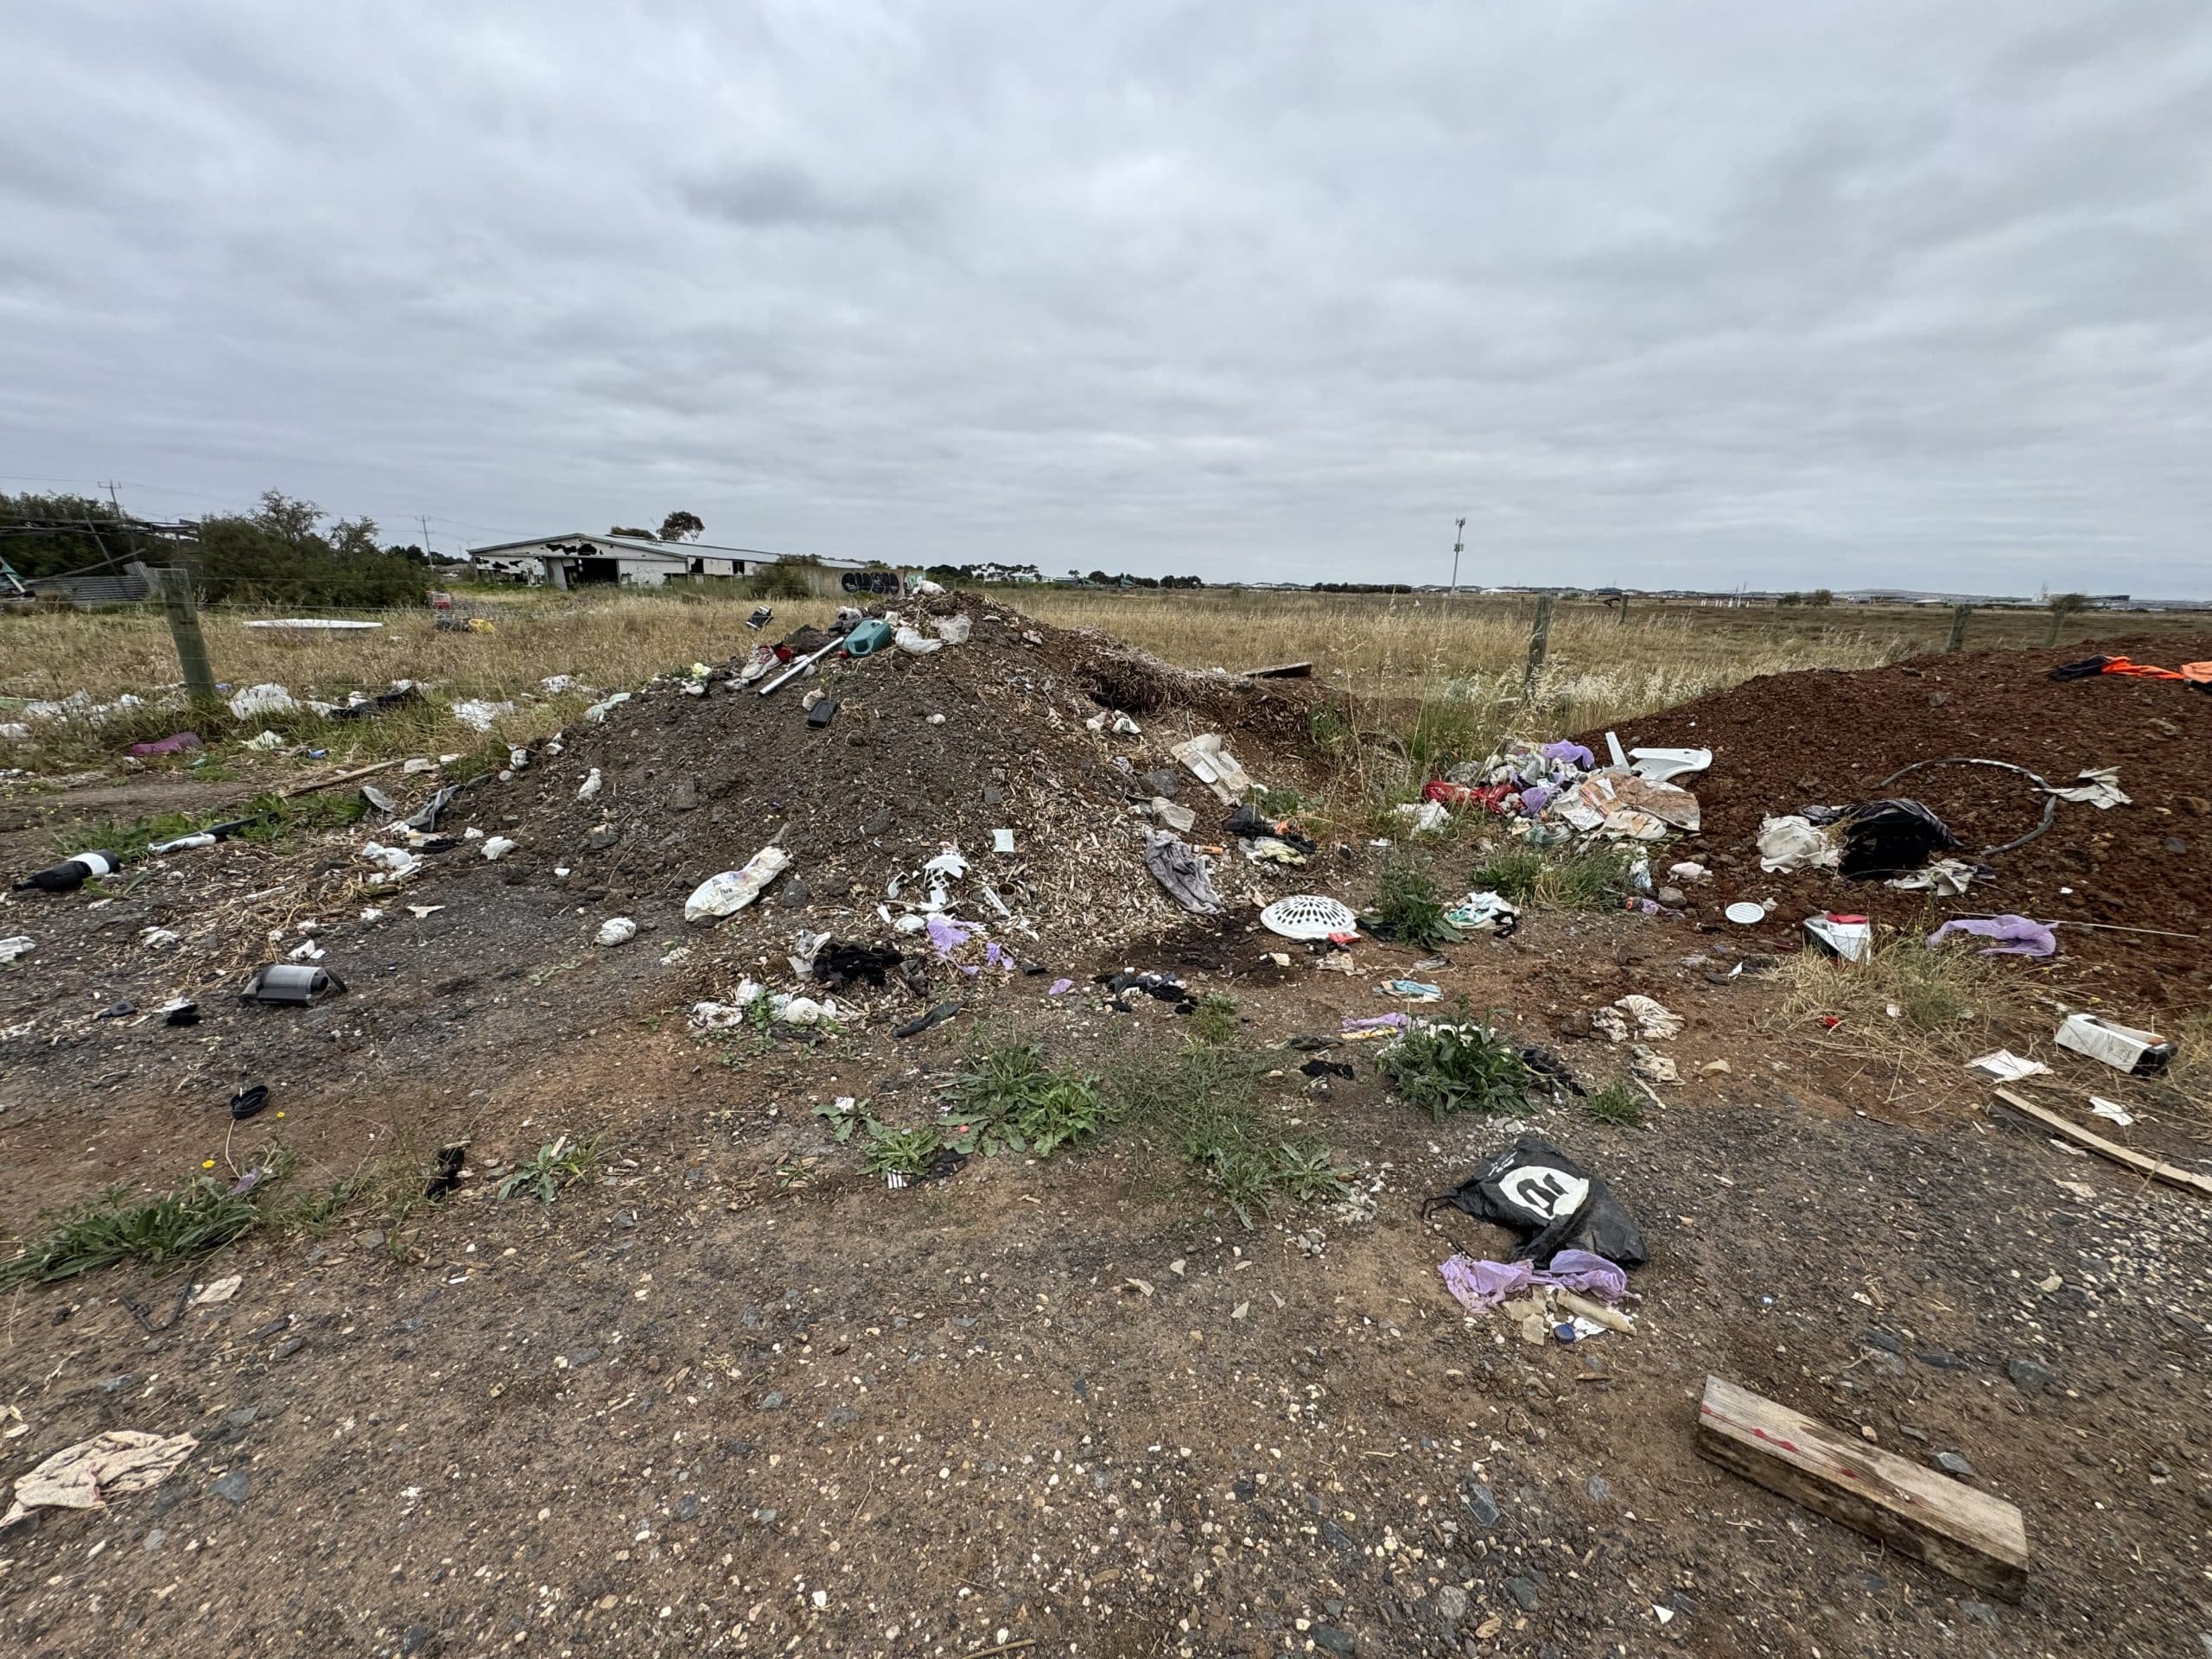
[658,510,704,542]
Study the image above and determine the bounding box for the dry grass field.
[3,582,2202,777]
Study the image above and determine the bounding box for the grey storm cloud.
[2,0,2208,594]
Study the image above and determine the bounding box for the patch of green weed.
[1580,1080,1643,1128]
[1467,841,1635,909]
[860,1123,943,1179]
[1379,1009,1533,1122]
[1188,995,1240,1045]
[0,1177,262,1287]
[1369,858,1456,950]
[496,1135,596,1203]
[941,1038,1106,1159]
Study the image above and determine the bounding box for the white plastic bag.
[683,847,790,922]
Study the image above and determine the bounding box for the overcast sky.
[3,3,2209,594]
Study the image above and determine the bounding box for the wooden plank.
[1243,661,1313,680]
[1694,1374,2028,1601]
[1991,1087,2212,1198]
[276,757,404,800]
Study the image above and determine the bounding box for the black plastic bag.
[1422,1134,1647,1268]
[2048,655,2113,682]
[815,943,902,989]
[1834,798,1957,879]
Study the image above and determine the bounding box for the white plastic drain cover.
[1260,895,1359,940]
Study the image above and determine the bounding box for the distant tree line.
[1313,581,1415,594]
[1,489,429,607]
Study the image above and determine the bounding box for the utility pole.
[418,515,433,559]
[1450,517,1465,599]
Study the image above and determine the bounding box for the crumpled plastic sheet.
[1439,1249,1630,1314]
[3,1431,199,1529]
[1342,1012,1411,1034]
[1540,741,1596,769]
[1926,914,2059,957]
[925,913,978,958]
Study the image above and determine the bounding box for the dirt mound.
[1583,632,2212,1013]
[438,590,1322,951]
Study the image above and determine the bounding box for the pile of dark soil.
[440,588,1322,950]
[1587,632,2212,1013]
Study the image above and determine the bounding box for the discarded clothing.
[126,731,202,757]
[1225,804,1316,855]
[1098,969,1197,1010]
[3,1431,199,1529]
[1886,857,1984,896]
[1927,914,2059,958]
[1518,1044,1586,1097]
[1381,979,1443,1001]
[1342,1012,1411,1036]
[1966,1049,2050,1084]
[1439,1248,1630,1314]
[1757,815,1842,874]
[1423,1135,1648,1268]
[1592,995,1682,1043]
[814,943,902,989]
[1142,832,1223,915]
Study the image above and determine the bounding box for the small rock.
[98,1373,140,1395]
[1961,1600,1998,1626]
[225,1406,260,1431]
[2164,838,2189,855]
[400,1624,434,1656]
[270,1336,303,1361]
[758,1392,785,1411]
[676,1493,701,1520]
[1460,1480,1501,1529]
[143,1527,165,1551]
[1935,1451,1975,1479]
[209,1470,251,1506]
[1916,1348,1971,1370]
[356,1230,385,1250]
[1858,1329,1902,1355]
[2006,1357,2056,1395]
[1433,1585,1469,1626]
[1311,1626,1357,1656]
[1504,1576,1541,1611]
[1656,886,1687,907]
[1586,1473,1611,1502]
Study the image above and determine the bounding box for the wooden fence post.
[156,567,219,708]
[1946,606,1973,652]
[1522,594,1554,696]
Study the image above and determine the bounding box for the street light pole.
[1451,516,1465,599]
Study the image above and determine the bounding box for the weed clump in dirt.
[1368,858,1456,950]
[1188,995,1240,1045]
[0,1176,262,1287]
[1468,840,1636,909]
[1580,1079,1644,1128]
[496,1136,596,1203]
[1107,1038,1353,1229]
[1379,1010,1533,1122]
[1775,935,2037,1055]
[941,1038,1107,1159]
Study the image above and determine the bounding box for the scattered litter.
[1724,899,1770,925]
[229,1084,270,1121]
[1,1430,200,1530]
[685,847,791,922]
[1757,816,1842,874]
[1630,1046,1679,1084]
[16,850,121,893]
[1440,1249,1630,1314]
[1342,1013,1411,1039]
[1928,915,2058,958]
[2088,1097,2135,1128]
[187,1276,241,1306]
[126,731,202,757]
[582,691,632,723]
[1395,800,1450,835]
[449,698,515,732]
[1592,995,1683,1043]
[689,1001,748,1032]
[1446,891,1521,937]
[358,842,423,881]
[893,626,943,655]
[992,828,1016,854]
[158,998,199,1026]
[1048,977,1076,995]
[1889,857,1985,896]
[1150,797,1196,833]
[2054,1012,2174,1077]
[1259,895,1358,941]
[576,767,602,802]
[285,939,325,963]
[1170,733,1255,804]
[1628,747,1711,782]
[241,730,286,751]
[1803,913,1872,963]
[480,836,517,861]
[893,1001,962,1039]
[1423,1135,1648,1268]
[405,904,443,919]
[934,613,973,645]
[1381,979,1443,1001]
[240,963,345,1004]
[226,683,296,719]
[806,696,840,728]
[1823,798,1960,879]
[2045,767,2130,810]
[1668,861,1709,883]
[1967,1051,2050,1084]
[594,917,638,948]
[1142,833,1223,915]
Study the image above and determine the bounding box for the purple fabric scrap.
[1517,785,1554,815]
[1439,1249,1629,1315]
[1926,914,2059,958]
[1047,977,1076,995]
[1540,741,1596,769]
[1342,1012,1411,1033]
[925,913,976,959]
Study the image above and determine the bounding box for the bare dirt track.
[0,605,2208,1659]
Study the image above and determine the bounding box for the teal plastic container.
[842,618,893,658]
